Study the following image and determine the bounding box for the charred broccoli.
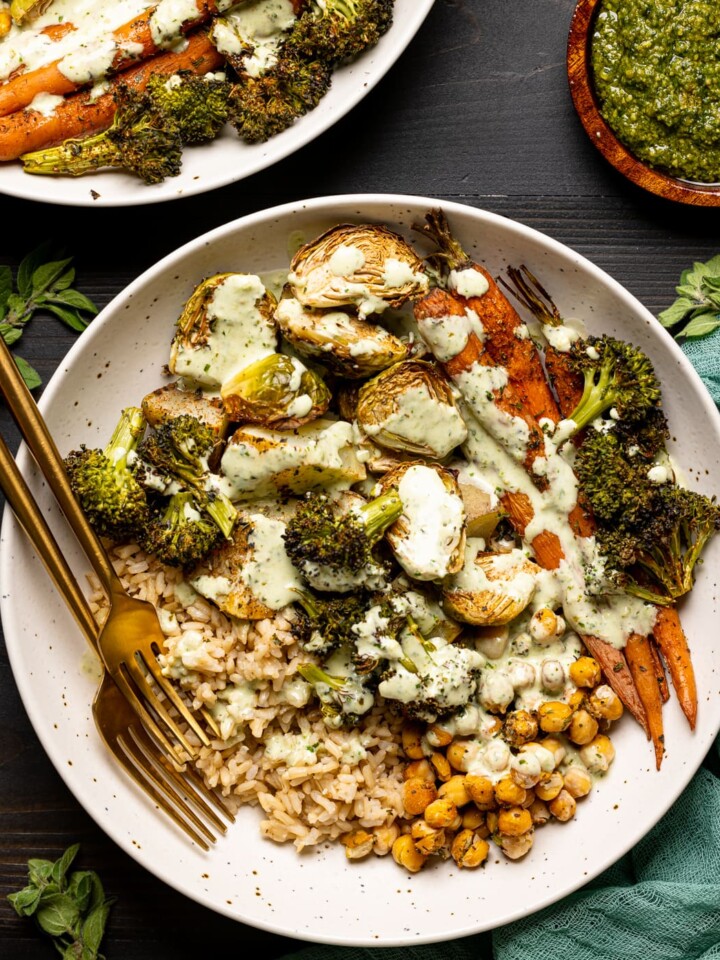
[576,428,720,604]
[21,74,230,183]
[21,84,183,184]
[288,0,394,64]
[140,491,221,567]
[283,490,402,591]
[135,415,236,540]
[298,651,375,728]
[292,589,370,657]
[564,336,662,436]
[228,51,331,143]
[64,407,150,542]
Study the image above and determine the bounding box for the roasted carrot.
[0,31,222,162]
[652,605,697,729]
[0,1,228,118]
[625,633,665,769]
[415,288,548,479]
[648,638,670,704]
[40,22,76,40]
[582,635,649,735]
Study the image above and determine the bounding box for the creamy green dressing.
[211,0,295,77]
[362,383,467,459]
[170,274,277,390]
[393,465,465,581]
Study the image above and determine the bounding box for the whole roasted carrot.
[648,638,670,704]
[652,605,697,729]
[0,0,227,118]
[625,633,665,769]
[0,30,223,162]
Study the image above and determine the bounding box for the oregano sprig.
[8,844,114,960]
[658,254,720,339]
[0,242,98,389]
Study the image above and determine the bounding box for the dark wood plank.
[1,0,718,955]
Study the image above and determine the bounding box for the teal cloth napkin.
[279,336,720,960]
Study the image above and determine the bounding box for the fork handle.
[0,430,99,652]
[0,336,116,589]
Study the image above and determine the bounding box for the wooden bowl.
[567,0,720,206]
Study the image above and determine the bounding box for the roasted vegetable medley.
[65,212,718,869]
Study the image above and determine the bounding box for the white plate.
[2,195,720,946]
[0,2,433,208]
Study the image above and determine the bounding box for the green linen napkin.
[279,336,720,960]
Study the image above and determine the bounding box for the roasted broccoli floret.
[135,415,236,539]
[21,84,183,184]
[292,589,371,657]
[564,335,662,436]
[298,652,375,728]
[140,491,221,567]
[283,490,402,591]
[288,0,394,64]
[64,407,150,542]
[144,73,231,145]
[228,51,331,143]
[576,428,720,604]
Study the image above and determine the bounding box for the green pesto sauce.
[592,0,720,183]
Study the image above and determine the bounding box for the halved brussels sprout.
[442,542,540,625]
[377,461,466,581]
[221,354,330,428]
[274,295,408,379]
[10,0,53,24]
[288,224,429,317]
[169,273,277,390]
[357,360,468,459]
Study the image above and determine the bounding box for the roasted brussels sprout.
[221,353,331,428]
[169,273,277,390]
[10,0,53,24]
[357,360,468,459]
[220,419,366,500]
[288,224,429,317]
[141,382,228,439]
[442,541,540,625]
[274,295,408,378]
[377,461,466,581]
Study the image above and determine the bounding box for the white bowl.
[0,2,434,207]
[2,195,719,945]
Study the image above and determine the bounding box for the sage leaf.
[658,297,695,328]
[27,859,55,886]
[8,885,43,916]
[50,288,98,314]
[66,872,93,915]
[0,264,12,313]
[1,323,23,345]
[31,258,74,298]
[81,901,112,955]
[44,303,89,332]
[16,241,55,298]
[52,844,80,886]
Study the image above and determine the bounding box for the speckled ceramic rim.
[0,1,434,208]
[568,0,720,206]
[2,194,720,945]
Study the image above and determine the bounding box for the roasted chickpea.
[438,775,471,808]
[503,709,539,748]
[465,774,495,810]
[569,656,602,688]
[426,724,454,748]
[563,765,593,799]
[402,724,427,760]
[342,828,375,860]
[587,684,624,722]
[451,829,490,868]
[568,709,600,746]
[461,807,486,831]
[538,701,573,733]
[580,734,615,774]
[424,798,458,829]
[494,776,527,807]
[535,771,564,802]
[392,834,427,872]
[430,752,452,783]
[411,820,446,856]
[549,789,577,822]
[373,823,400,856]
[404,759,433,781]
[496,831,534,860]
[402,778,437,817]
[497,806,533,837]
[529,798,551,825]
[530,607,561,644]
[446,741,471,772]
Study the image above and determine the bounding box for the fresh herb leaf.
[8,845,113,960]
[660,254,720,339]
[0,245,97,389]
[14,355,42,389]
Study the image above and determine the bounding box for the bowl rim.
[567,0,720,206]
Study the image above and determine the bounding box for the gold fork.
[0,338,219,763]
[0,430,234,848]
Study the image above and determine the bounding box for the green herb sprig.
[8,844,114,959]
[0,243,98,389]
[659,254,720,339]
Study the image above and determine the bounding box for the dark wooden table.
[1,0,718,955]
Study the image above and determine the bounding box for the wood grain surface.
[1,1,719,956]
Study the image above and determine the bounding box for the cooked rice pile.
[88,543,406,850]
